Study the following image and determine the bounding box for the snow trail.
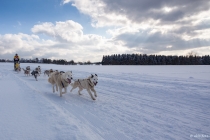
[0,63,210,140]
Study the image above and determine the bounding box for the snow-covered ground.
[0,63,210,140]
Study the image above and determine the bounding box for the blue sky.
[1,0,91,34]
[0,0,210,62]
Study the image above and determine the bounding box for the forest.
[1,54,210,65]
[102,54,210,65]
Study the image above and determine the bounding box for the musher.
[14,53,20,70]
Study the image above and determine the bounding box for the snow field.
[0,63,210,140]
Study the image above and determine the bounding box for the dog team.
[19,65,98,100]
[22,66,41,81]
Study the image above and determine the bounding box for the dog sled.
[14,61,21,71]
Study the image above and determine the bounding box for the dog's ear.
[91,74,94,78]
[95,74,98,77]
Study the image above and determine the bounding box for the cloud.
[31,20,83,42]
[62,0,210,36]
[0,33,58,59]
[63,0,71,5]
[63,0,210,26]
[101,0,210,24]
[0,33,39,52]
[109,27,210,54]
[1,20,130,62]
[31,20,106,46]
[62,0,210,56]
[1,0,210,62]
[62,0,130,27]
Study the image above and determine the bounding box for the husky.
[44,69,53,77]
[26,66,30,71]
[37,66,41,74]
[70,74,98,100]
[22,68,30,76]
[31,69,39,81]
[48,71,73,97]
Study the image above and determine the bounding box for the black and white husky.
[31,69,39,81]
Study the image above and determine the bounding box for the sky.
[0,0,210,62]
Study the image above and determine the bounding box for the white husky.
[70,74,98,100]
[48,71,73,97]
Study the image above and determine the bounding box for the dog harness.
[77,79,94,88]
[61,80,69,88]
[61,81,64,88]
[78,79,83,88]
[87,79,94,88]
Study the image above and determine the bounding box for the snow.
[0,63,210,140]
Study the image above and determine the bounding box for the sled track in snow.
[11,68,130,140]
[1,63,210,140]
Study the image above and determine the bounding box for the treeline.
[42,59,74,65]
[42,59,101,65]
[0,58,101,65]
[102,54,210,65]
[0,59,7,62]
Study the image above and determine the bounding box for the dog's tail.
[72,79,79,82]
[70,79,80,86]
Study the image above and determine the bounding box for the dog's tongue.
[68,78,71,84]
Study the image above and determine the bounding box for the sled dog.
[35,66,41,76]
[70,74,98,100]
[31,69,39,81]
[22,68,30,76]
[26,66,30,71]
[48,71,73,97]
[26,66,30,75]
[44,69,53,77]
